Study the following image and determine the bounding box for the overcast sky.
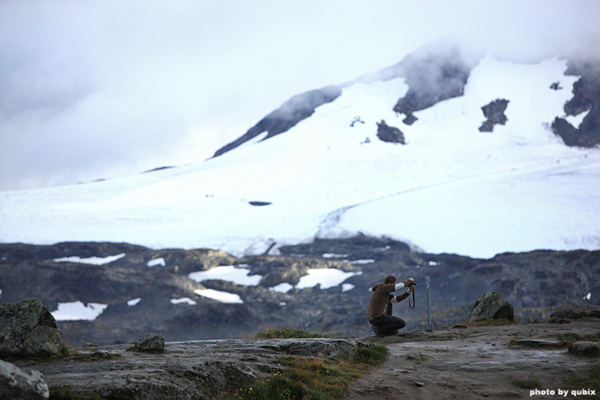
[1,0,599,192]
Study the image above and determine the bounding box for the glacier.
[0,56,599,258]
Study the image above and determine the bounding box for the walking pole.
[426,276,432,331]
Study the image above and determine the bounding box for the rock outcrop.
[568,340,600,356]
[0,298,64,357]
[478,99,509,132]
[552,59,600,147]
[376,120,405,144]
[134,333,165,352]
[0,360,49,400]
[466,291,514,322]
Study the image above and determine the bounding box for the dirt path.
[345,320,600,399]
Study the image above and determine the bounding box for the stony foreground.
[9,337,371,399]
[344,318,600,400]
[5,318,598,400]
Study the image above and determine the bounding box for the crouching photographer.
[366,275,415,337]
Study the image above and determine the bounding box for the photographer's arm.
[390,285,414,303]
[393,278,414,291]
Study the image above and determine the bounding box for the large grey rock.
[0,298,64,357]
[467,291,514,322]
[0,359,49,400]
[134,333,165,352]
[568,341,600,356]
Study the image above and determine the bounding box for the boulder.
[466,291,514,322]
[0,298,64,357]
[134,333,165,352]
[550,305,600,322]
[568,341,600,356]
[0,359,49,400]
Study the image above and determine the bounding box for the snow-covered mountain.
[1,42,599,258]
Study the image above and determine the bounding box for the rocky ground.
[7,317,599,400]
[344,318,600,400]
[10,337,370,399]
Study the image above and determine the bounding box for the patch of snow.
[188,265,261,286]
[270,282,293,293]
[349,259,374,265]
[53,253,126,265]
[584,292,592,300]
[565,109,590,129]
[51,301,108,321]
[127,298,141,306]
[170,297,197,305]
[296,268,360,289]
[147,257,166,267]
[342,283,355,292]
[194,289,243,304]
[322,253,348,259]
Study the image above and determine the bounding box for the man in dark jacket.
[366,274,414,337]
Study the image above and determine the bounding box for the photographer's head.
[384,275,397,284]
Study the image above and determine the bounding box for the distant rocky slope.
[1,236,598,347]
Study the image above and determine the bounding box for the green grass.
[223,344,388,400]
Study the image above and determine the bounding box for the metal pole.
[425,276,432,331]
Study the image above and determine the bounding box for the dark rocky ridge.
[552,59,600,147]
[212,85,342,157]
[1,236,598,347]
